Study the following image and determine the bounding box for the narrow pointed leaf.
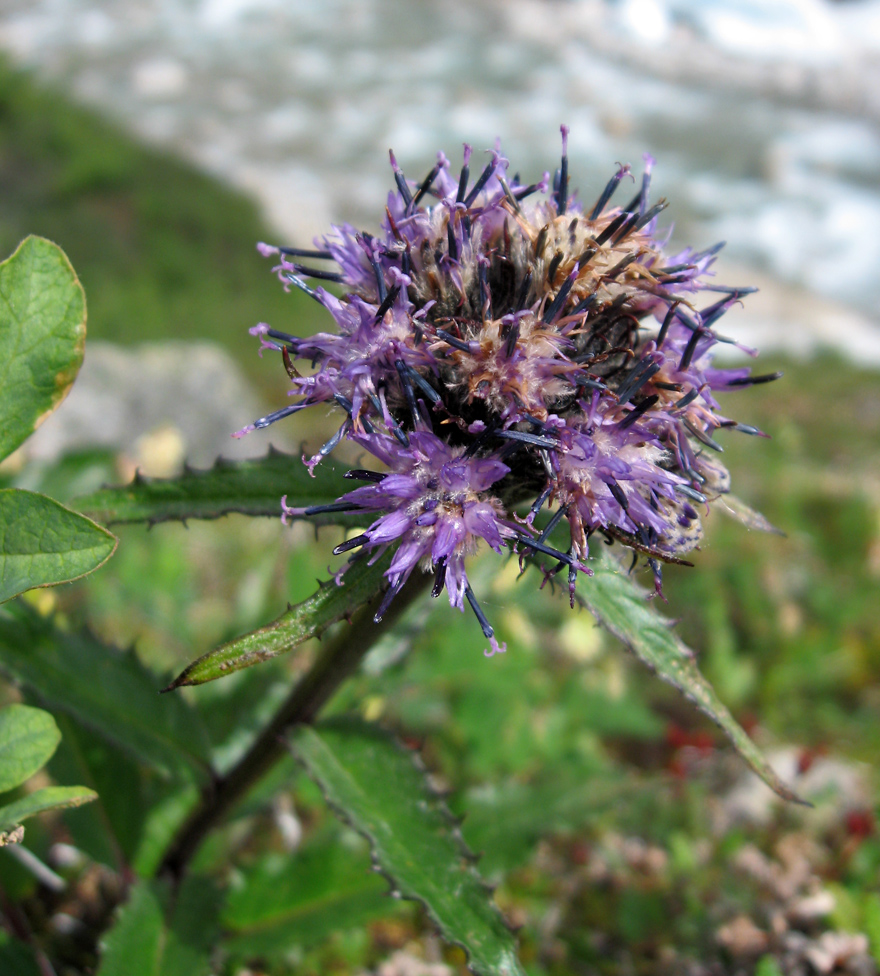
[0,236,86,463]
[0,704,61,793]
[74,448,348,526]
[0,785,97,834]
[0,489,116,602]
[291,719,526,976]
[165,550,391,689]
[0,601,212,781]
[581,549,802,803]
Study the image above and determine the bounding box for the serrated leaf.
[0,489,116,602]
[291,719,526,976]
[223,834,393,957]
[0,601,212,781]
[581,549,802,803]
[166,550,391,689]
[0,704,60,793]
[97,877,219,976]
[0,236,86,463]
[74,448,347,526]
[0,785,97,834]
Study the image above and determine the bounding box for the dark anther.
[593,211,629,247]
[673,387,700,410]
[317,417,352,459]
[513,182,541,201]
[333,393,355,414]
[374,284,402,322]
[515,532,575,567]
[279,246,334,260]
[570,294,597,318]
[679,327,705,371]
[504,320,521,359]
[302,500,361,516]
[618,394,660,430]
[611,213,640,246]
[635,199,668,230]
[608,480,629,511]
[616,358,662,405]
[373,579,404,623]
[344,469,386,483]
[456,161,470,204]
[675,485,707,504]
[498,175,522,215]
[405,366,442,405]
[395,359,421,426]
[266,327,300,347]
[547,250,563,284]
[528,485,553,520]
[478,261,491,317]
[656,301,681,347]
[432,558,447,598]
[412,162,442,207]
[589,167,628,221]
[435,328,473,353]
[515,270,533,310]
[333,533,370,555]
[465,161,496,208]
[606,252,639,280]
[725,371,783,387]
[252,404,301,430]
[731,423,764,436]
[683,418,724,452]
[464,585,496,639]
[496,429,559,449]
[389,151,413,211]
[555,148,569,216]
[543,273,576,324]
[446,220,459,262]
[283,274,321,302]
[285,262,345,282]
[537,504,569,543]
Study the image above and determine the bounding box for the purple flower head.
[239,130,777,651]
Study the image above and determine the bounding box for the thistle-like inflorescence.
[237,127,779,656]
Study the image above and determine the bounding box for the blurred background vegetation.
[0,36,878,976]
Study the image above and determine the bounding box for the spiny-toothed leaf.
[165,550,391,689]
[581,549,802,803]
[0,601,211,781]
[291,718,526,976]
[222,833,394,957]
[73,448,351,526]
[0,704,61,793]
[97,877,220,976]
[0,785,97,835]
[0,237,86,464]
[0,489,116,603]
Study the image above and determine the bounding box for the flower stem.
[158,571,430,882]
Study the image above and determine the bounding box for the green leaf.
[0,489,116,602]
[0,236,86,463]
[96,881,164,976]
[581,549,802,803]
[291,718,526,976]
[97,877,220,976]
[74,448,347,526]
[0,785,97,834]
[165,550,391,689]
[0,704,60,793]
[0,932,42,976]
[223,833,393,957]
[0,601,212,781]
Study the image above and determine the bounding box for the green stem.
[158,571,430,882]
